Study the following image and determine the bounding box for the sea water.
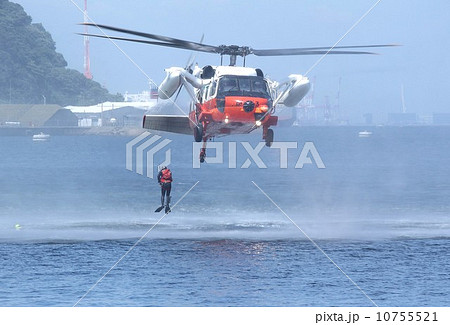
[0,126,449,306]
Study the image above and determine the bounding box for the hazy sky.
[11,0,450,123]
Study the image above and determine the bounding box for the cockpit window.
[217,76,270,98]
[209,80,217,97]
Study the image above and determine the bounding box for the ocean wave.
[1,211,449,243]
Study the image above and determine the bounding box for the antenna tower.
[83,0,93,79]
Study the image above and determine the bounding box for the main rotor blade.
[251,48,381,56]
[175,34,206,106]
[79,33,217,54]
[251,44,399,56]
[185,34,205,71]
[81,23,218,53]
[80,23,398,58]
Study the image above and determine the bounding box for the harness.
[161,169,172,183]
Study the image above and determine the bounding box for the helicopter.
[81,23,396,162]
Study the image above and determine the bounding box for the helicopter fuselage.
[188,66,278,139]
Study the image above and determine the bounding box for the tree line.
[0,0,123,106]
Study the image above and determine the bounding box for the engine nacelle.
[158,67,206,99]
[278,75,310,107]
[158,67,183,99]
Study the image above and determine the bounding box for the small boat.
[358,130,372,137]
[33,132,50,141]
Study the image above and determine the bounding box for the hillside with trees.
[0,0,123,106]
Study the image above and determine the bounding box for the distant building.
[387,113,417,125]
[363,113,373,125]
[417,115,433,125]
[124,88,159,102]
[432,113,450,125]
[66,101,156,127]
[0,104,78,127]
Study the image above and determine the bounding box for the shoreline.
[1,124,449,137]
[0,126,144,137]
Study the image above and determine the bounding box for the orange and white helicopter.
[82,24,395,162]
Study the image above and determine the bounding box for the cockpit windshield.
[217,76,270,98]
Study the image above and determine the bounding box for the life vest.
[161,169,172,183]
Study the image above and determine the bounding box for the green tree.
[0,0,123,105]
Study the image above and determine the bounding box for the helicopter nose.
[243,100,255,112]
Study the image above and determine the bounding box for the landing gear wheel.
[200,148,206,163]
[265,128,274,147]
[194,123,203,142]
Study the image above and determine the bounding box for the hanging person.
[155,166,172,213]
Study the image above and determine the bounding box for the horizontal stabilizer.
[143,115,192,135]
